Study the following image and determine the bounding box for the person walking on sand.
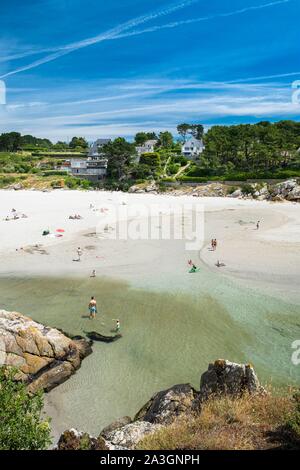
[77,247,83,261]
[89,297,97,319]
[256,221,261,230]
[90,270,96,278]
[214,239,218,251]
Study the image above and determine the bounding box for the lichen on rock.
[0,310,92,393]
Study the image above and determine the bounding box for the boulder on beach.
[0,310,92,393]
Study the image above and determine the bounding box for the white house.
[136,139,158,157]
[181,137,205,159]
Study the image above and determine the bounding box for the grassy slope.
[138,391,300,450]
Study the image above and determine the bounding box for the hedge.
[42,170,69,177]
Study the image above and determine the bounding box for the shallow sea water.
[0,271,299,439]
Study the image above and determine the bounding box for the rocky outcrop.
[134,384,198,425]
[128,181,158,194]
[0,310,92,393]
[199,359,264,400]
[100,416,132,440]
[128,179,300,203]
[270,179,300,201]
[102,421,162,450]
[56,360,265,450]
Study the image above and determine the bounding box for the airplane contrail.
[110,0,292,40]
[0,0,199,76]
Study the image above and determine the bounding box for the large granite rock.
[199,359,263,400]
[270,179,300,201]
[103,421,162,449]
[0,310,92,393]
[135,384,198,425]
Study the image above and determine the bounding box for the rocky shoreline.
[129,178,300,202]
[0,310,293,451]
[56,360,265,450]
[0,310,92,393]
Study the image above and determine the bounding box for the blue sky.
[0,0,299,141]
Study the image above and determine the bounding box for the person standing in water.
[89,297,97,319]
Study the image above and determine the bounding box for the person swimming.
[188,260,198,273]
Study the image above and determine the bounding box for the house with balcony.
[69,157,108,181]
[58,139,111,181]
[181,137,205,160]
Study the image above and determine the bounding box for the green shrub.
[80,179,92,189]
[0,367,51,450]
[139,152,161,168]
[42,170,69,177]
[161,177,176,183]
[240,183,255,195]
[64,176,81,189]
[227,186,238,195]
[0,176,16,188]
[178,176,210,183]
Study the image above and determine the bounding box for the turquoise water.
[0,270,299,439]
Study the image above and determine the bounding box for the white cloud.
[1,76,299,140]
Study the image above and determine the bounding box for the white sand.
[0,189,299,297]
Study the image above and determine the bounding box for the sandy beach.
[0,189,300,297]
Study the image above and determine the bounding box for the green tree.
[20,135,53,149]
[0,368,51,450]
[177,124,190,142]
[102,137,136,179]
[158,131,173,148]
[0,132,22,152]
[134,132,157,145]
[190,124,204,140]
[177,124,204,141]
[69,136,88,149]
[53,141,69,150]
